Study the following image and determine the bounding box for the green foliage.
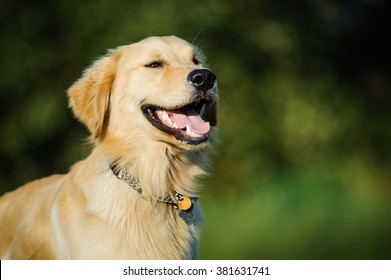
[0,0,390,259]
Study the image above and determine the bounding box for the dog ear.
[204,102,217,127]
[68,49,120,139]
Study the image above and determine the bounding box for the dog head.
[68,36,218,152]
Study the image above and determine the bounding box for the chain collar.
[110,164,198,221]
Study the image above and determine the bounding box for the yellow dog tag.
[177,196,192,211]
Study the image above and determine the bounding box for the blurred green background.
[0,0,390,259]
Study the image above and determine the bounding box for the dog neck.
[109,163,199,221]
[98,139,207,199]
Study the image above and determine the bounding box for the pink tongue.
[169,107,210,134]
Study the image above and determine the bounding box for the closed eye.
[192,56,201,65]
[145,60,164,68]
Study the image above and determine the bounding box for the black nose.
[187,69,216,92]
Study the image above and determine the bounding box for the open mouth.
[142,99,211,145]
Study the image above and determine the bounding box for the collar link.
[110,164,198,221]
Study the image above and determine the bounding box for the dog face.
[68,36,217,152]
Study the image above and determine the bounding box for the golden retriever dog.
[0,36,218,259]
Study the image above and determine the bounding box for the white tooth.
[167,117,174,126]
[162,111,169,121]
[161,111,175,126]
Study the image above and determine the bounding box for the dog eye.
[192,56,201,65]
[145,61,163,68]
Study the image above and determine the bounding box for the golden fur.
[0,36,217,259]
